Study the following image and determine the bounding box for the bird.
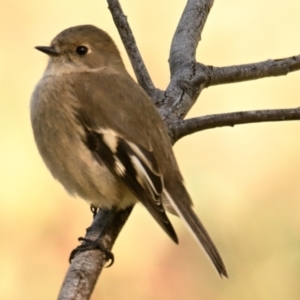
[30,24,227,277]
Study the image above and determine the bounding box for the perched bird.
[30,25,227,277]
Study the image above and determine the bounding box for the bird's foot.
[90,205,99,219]
[69,237,114,267]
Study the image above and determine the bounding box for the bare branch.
[202,55,300,87]
[161,0,214,125]
[107,0,157,98]
[173,108,300,142]
[169,0,213,75]
[58,207,133,300]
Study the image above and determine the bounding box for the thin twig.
[173,108,300,142]
[201,55,300,87]
[107,0,156,98]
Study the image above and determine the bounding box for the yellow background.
[1,1,300,299]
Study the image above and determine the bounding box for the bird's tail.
[163,189,228,278]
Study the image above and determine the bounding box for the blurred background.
[1,0,300,299]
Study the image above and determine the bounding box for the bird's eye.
[76,46,89,56]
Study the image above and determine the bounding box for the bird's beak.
[35,46,60,56]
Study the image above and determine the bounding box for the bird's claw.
[69,237,114,267]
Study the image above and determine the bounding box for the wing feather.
[83,126,178,243]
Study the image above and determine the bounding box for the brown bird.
[30,25,227,277]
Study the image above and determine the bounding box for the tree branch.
[169,0,213,75]
[160,0,214,129]
[173,108,300,142]
[201,55,300,87]
[107,0,159,99]
[58,207,133,300]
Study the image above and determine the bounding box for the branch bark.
[201,55,300,87]
[107,0,158,99]
[160,0,214,125]
[172,108,300,142]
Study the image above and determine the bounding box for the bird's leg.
[69,206,118,267]
[90,204,99,219]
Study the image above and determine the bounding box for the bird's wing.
[80,123,178,244]
[72,71,178,241]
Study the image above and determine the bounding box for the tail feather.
[163,189,228,277]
